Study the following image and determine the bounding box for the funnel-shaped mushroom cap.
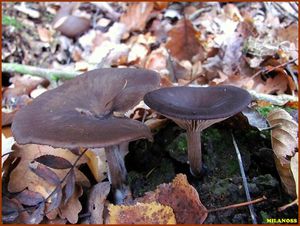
[144,86,251,120]
[12,68,160,149]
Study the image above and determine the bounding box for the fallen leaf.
[107,202,176,224]
[291,153,298,200]
[138,174,208,224]
[34,155,73,169]
[1,133,15,166]
[267,109,298,197]
[267,109,298,165]
[85,149,108,182]
[88,182,110,224]
[63,169,75,204]
[241,107,268,131]
[37,26,53,42]
[59,185,83,224]
[24,202,45,224]
[15,189,44,206]
[120,2,154,32]
[255,71,289,94]
[166,18,204,61]
[3,75,49,99]
[2,197,21,223]
[8,144,89,198]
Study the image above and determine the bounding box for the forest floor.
[2,2,298,224]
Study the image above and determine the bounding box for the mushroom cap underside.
[12,68,159,148]
[144,86,251,120]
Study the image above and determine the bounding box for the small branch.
[208,196,267,213]
[2,62,80,81]
[249,90,298,106]
[250,58,298,79]
[278,199,298,212]
[232,134,258,224]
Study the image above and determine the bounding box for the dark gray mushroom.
[52,3,90,38]
[12,68,160,203]
[144,85,251,177]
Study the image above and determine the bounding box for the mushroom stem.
[105,145,131,204]
[186,130,202,177]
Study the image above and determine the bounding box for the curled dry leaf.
[166,18,204,62]
[138,174,208,224]
[267,109,298,197]
[266,109,298,165]
[120,2,154,32]
[107,202,176,224]
[291,152,298,200]
[88,182,110,224]
[59,185,83,224]
[8,144,89,198]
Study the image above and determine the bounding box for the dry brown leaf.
[255,72,289,94]
[8,144,89,198]
[138,174,208,224]
[59,185,83,224]
[37,26,53,42]
[106,202,176,224]
[267,109,298,197]
[166,19,204,62]
[120,2,154,32]
[88,182,110,224]
[291,153,298,200]
[145,47,168,73]
[267,109,298,164]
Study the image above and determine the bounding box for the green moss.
[2,15,23,29]
[166,133,188,163]
[256,106,295,118]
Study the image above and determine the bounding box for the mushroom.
[12,68,160,203]
[52,3,90,38]
[144,85,251,177]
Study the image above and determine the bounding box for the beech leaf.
[166,19,204,61]
[34,154,73,169]
[267,109,298,197]
[138,174,208,224]
[107,202,176,224]
[120,2,154,32]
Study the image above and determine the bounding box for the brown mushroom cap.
[144,86,251,120]
[12,68,160,149]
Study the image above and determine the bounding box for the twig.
[44,148,88,214]
[250,58,298,79]
[249,90,298,106]
[232,134,257,224]
[208,196,267,213]
[278,199,298,212]
[2,62,80,81]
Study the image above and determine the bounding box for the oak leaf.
[166,19,204,62]
[107,202,176,224]
[8,144,89,198]
[59,185,83,224]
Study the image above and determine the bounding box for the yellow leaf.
[85,148,108,182]
[107,202,176,224]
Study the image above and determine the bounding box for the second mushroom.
[144,86,251,177]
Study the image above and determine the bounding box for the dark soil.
[125,116,298,224]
